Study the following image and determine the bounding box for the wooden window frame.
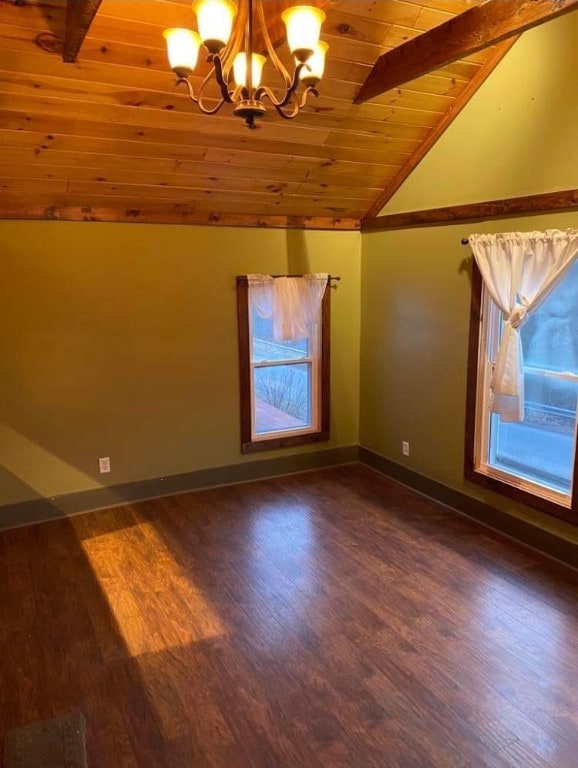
[236,276,330,454]
[464,261,578,525]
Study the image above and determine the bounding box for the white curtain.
[247,273,328,341]
[469,229,578,422]
[247,274,274,319]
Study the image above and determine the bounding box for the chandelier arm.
[199,65,217,96]
[188,55,233,115]
[299,86,319,108]
[212,54,235,103]
[220,0,247,78]
[176,76,200,105]
[247,0,254,94]
[256,86,298,118]
[255,62,307,108]
[197,97,227,115]
[273,101,299,120]
[187,68,226,115]
[177,75,226,115]
[257,0,291,89]
[272,86,319,119]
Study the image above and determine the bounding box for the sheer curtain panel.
[469,229,578,421]
[247,274,328,342]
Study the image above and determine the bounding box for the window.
[465,260,578,523]
[236,275,330,453]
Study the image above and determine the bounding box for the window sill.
[241,430,330,454]
[464,465,577,525]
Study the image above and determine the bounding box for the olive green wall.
[0,221,360,513]
[360,13,578,545]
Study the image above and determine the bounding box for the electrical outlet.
[99,456,111,474]
[402,441,410,457]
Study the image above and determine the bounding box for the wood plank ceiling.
[0,0,508,229]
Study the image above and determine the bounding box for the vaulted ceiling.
[0,0,518,229]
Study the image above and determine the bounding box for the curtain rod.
[236,275,342,288]
[461,238,469,245]
[272,274,341,289]
[270,274,341,282]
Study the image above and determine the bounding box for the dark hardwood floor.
[1,464,578,767]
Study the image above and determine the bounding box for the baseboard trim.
[0,445,360,531]
[359,447,578,570]
[7,444,576,569]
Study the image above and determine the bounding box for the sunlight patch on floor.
[81,522,226,656]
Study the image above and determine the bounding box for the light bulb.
[300,40,328,85]
[282,5,326,63]
[193,0,236,54]
[233,52,266,89]
[163,28,201,76]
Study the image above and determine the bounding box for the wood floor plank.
[0,465,577,766]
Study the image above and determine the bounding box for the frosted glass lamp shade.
[300,40,328,85]
[233,52,266,88]
[282,5,326,62]
[193,0,236,53]
[163,28,201,76]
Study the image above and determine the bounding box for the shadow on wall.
[0,466,62,529]
[286,229,311,275]
[0,434,147,530]
[0,419,244,530]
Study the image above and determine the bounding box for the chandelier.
[163,0,328,128]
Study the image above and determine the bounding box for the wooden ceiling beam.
[0,201,360,231]
[63,0,102,63]
[355,0,578,104]
[361,188,578,232]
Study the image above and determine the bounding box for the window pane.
[254,363,311,435]
[489,375,578,494]
[522,260,578,374]
[251,307,309,362]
